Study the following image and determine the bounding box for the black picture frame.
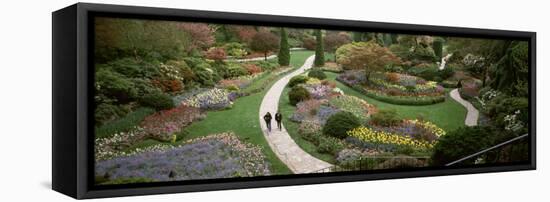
[52,2,536,199]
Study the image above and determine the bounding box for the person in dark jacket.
[264,112,272,132]
[275,111,283,131]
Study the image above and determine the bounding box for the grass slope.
[278,71,467,164]
[325,72,466,132]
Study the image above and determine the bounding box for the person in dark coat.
[264,112,272,132]
[275,111,283,131]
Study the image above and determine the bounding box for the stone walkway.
[450,89,479,126]
[258,55,332,174]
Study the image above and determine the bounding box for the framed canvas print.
[52,3,536,199]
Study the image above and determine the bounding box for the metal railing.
[445,133,529,166]
[312,156,430,173]
[310,134,529,173]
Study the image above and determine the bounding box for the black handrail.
[445,133,529,166]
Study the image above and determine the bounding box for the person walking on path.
[275,111,283,131]
[264,112,273,132]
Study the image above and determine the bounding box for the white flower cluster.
[95,127,146,161]
[159,63,184,81]
[332,87,344,95]
[477,89,500,108]
[504,110,524,132]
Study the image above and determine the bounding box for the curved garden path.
[450,89,479,126]
[259,55,332,174]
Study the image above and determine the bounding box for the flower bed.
[140,106,205,141]
[179,88,233,110]
[368,119,446,142]
[329,95,375,123]
[347,126,435,151]
[320,62,343,73]
[172,88,210,106]
[336,71,446,105]
[336,70,366,86]
[290,99,341,125]
[301,83,333,99]
[95,127,148,161]
[95,132,271,183]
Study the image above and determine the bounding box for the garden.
[280,33,530,170]
[93,17,530,184]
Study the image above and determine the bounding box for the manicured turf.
[279,71,468,164]
[325,72,467,132]
[183,50,314,175]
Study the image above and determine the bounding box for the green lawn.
[278,71,468,164]
[325,72,467,132]
[183,50,314,175]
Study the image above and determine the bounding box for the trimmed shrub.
[226,63,249,78]
[370,109,401,127]
[317,136,345,155]
[224,42,248,58]
[139,92,175,111]
[95,103,130,126]
[95,68,138,104]
[308,69,327,80]
[374,156,426,169]
[288,86,311,106]
[195,70,215,87]
[407,64,453,82]
[298,121,323,144]
[288,75,309,87]
[432,126,499,166]
[323,111,361,139]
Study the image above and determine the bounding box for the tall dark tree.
[278,28,290,66]
[314,29,325,67]
[250,30,279,61]
[492,41,528,96]
[352,32,362,42]
[433,37,444,61]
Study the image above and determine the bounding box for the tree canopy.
[250,30,279,60]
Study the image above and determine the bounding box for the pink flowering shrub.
[140,106,205,141]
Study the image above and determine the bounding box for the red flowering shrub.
[152,79,184,93]
[321,80,337,88]
[243,64,262,75]
[205,47,227,61]
[141,106,205,141]
[386,72,400,83]
[303,37,316,50]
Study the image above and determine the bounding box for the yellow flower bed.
[408,119,446,137]
[347,126,435,150]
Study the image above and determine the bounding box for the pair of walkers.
[263,112,282,132]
